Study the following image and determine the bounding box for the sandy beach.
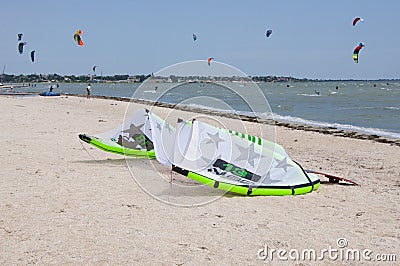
[0,95,399,264]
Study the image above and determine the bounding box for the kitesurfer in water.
[315,90,320,95]
[49,85,53,92]
[86,83,91,99]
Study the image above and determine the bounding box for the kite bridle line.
[78,138,124,168]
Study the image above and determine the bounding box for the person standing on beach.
[86,83,91,99]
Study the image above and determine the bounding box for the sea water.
[16,81,400,139]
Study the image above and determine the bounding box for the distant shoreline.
[1,75,400,84]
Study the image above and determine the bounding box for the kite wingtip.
[78,134,91,142]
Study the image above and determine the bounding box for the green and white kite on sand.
[169,118,320,196]
[79,109,322,196]
[79,109,157,158]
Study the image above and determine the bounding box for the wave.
[297,93,321,97]
[337,106,399,111]
[272,114,400,139]
[384,106,400,110]
[336,106,376,110]
[184,103,238,114]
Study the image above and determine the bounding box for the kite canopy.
[207,57,214,66]
[30,50,35,62]
[79,109,320,196]
[18,42,26,54]
[352,17,365,26]
[266,29,272,37]
[74,30,84,46]
[18,33,23,41]
[79,109,156,158]
[171,119,319,196]
[353,42,365,63]
[193,33,197,41]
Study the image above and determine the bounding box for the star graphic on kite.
[122,123,144,139]
[234,141,265,167]
[205,132,225,149]
[197,137,221,169]
[164,122,173,133]
[274,157,294,173]
[156,122,162,132]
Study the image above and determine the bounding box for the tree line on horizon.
[0,73,151,83]
[1,73,397,83]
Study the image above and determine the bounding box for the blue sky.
[1,0,399,79]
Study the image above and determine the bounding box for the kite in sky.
[353,42,365,63]
[30,50,35,62]
[73,30,84,46]
[352,17,365,26]
[18,42,26,54]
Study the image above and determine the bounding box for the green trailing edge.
[79,134,156,158]
[185,170,320,196]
